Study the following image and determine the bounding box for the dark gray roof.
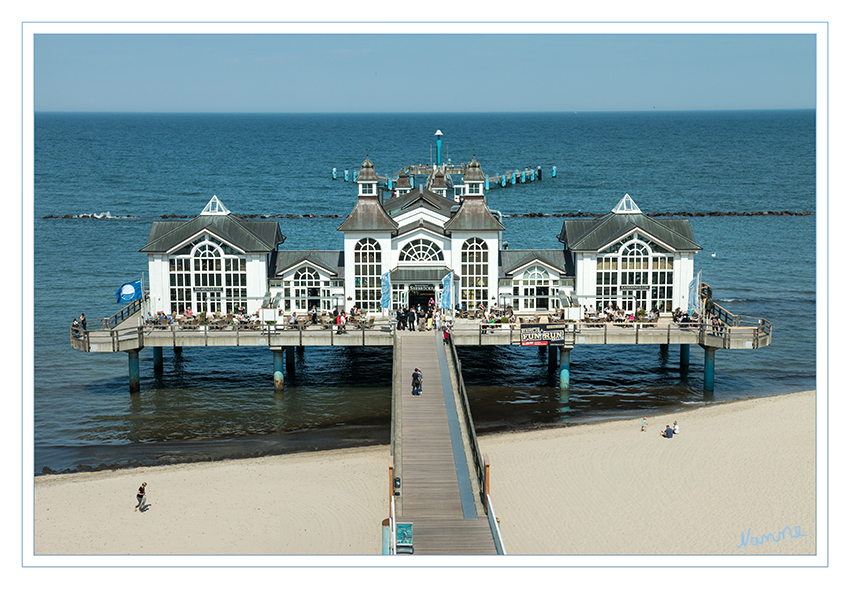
[357,156,378,182]
[462,156,485,182]
[140,214,284,254]
[443,195,505,233]
[395,218,447,238]
[431,169,447,188]
[389,266,452,283]
[337,194,399,232]
[382,185,456,219]
[558,213,701,252]
[395,170,411,189]
[499,249,574,278]
[274,250,345,277]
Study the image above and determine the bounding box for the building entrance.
[407,289,435,310]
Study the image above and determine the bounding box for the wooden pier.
[391,331,500,555]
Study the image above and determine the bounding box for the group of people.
[70,312,87,337]
[673,307,700,324]
[584,304,656,323]
[395,302,440,332]
[660,421,680,438]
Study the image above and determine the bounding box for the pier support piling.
[703,346,716,392]
[680,344,690,371]
[272,348,285,391]
[559,345,572,391]
[548,345,558,371]
[127,349,141,394]
[286,345,295,373]
[153,347,163,372]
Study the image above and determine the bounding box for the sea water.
[32,110,816,473]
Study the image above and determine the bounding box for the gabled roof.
[443,195,505,233]
[382,185,456,219]
[499,249,574,278]
[395,217,447,238]
[140,213,284,254]
[337,194,399,232]
[274,250,344,277]
[558,212,701,252]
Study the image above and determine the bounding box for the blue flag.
[441,272,453,310]
[116,280,143,303]
[380,272,390,309]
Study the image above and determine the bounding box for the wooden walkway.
[395,331,497,555]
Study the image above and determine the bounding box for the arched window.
[293,266,320,312]
[399,238,444,262]
[512,265,555,311]
[168,234,246,315]
[354,238,382,312]
[461,238,488,311]
[595,232,673,313]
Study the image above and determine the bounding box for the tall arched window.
[354,238,382,312]
[595,232,673,313]
[293,266,320,312]
[399,238,444,262]
[169,234,246,315]
[461,237,488,311]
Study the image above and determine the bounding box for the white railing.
[486,495,507,555]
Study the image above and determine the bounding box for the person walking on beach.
[135,482,147,511]
[641,417,647,432]
[411,367,423,396]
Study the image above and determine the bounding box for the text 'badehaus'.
[141,154,700,320]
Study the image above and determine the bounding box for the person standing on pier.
[411,368,423,396]
[79,313,87,331]
[407,307,416,331]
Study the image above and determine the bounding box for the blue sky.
[33,33,816,113]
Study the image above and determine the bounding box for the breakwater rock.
[505,211,813,218]
[44,211,812,220]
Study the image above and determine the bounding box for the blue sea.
[32,110,817,474]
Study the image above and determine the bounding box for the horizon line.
[34,107,815,115]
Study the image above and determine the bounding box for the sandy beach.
[483,389,816,555]
[33,390,816,557]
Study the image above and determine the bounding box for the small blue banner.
[116,280,143,303]
[381,272,391,309]
[441,272,452,310]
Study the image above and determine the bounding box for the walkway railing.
[445,333,489,509]
[445,318,771,350]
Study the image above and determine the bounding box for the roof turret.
[357,155,378,182]
[463,155,485,182]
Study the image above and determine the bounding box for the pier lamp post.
[435,130,443,167]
